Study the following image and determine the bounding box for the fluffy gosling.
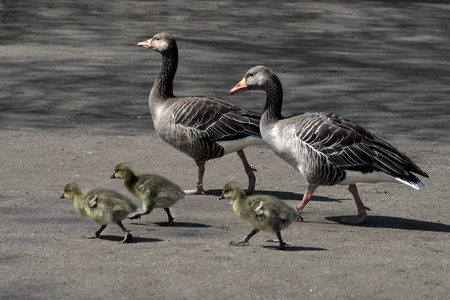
[220,182,300,250]
[61,183,137,243]
[111,163,184,225]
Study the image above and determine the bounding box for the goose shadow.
[97,235,163,243]
[208,188,342,204]
[130,221,211,228]
[326,215,450,233]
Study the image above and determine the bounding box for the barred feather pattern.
[253,65,428,188]
[148,33,263,162]
[153,96,262,162]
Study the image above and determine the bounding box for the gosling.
[111,163,184,225]
[219,182,300,250]
[61,183,137,243]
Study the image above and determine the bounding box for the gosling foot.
[122,233,133,243]
[160,208,174,226]
[128,213,142,220]
[159,220,174,226]
[229,240,248,247]
[83,234,99,239]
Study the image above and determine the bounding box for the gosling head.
[137,32,176,54]
[230,65,278,94]
[61,183,83,201]
[219,182,246,202]
[111,162,135,180]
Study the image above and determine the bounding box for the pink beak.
[137,39,152,49]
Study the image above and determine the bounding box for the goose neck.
[152,48,178,99]
[263,77,283,121]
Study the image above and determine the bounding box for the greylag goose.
[230,66,429,224]
[111,162,184,225]
[219,182,300,250]
[137,32,265,195]
[61,183,137,243]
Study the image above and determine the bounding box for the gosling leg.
[275,231,287,250]
[230,228,259,246]
[84,225,107,239]
[162,208,174,226]
[236,149,257,195]
[117,220,132,243]
[128,201,154,220]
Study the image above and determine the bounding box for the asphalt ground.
[1,1,449,299]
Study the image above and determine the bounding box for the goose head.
[230,65,274,94]
[61,183,83,201]
[111,162,135,180]
[137,32,176,54]
[219,182,246,202]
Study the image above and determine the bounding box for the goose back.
[265,111,427,188]
[153,96,263,161]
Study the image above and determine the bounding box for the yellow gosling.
[220,182,300,250]
[111,163,184,226]
[61,183,137,243]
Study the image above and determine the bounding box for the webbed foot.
[339,209,369,224]
[122,233,133,243]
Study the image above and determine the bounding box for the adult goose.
[230,66,428,224]
[137,32,265,195]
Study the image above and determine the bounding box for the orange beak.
[137,38,152,49]
[229,78,248,94]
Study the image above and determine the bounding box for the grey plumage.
[137,32,265,194]
[230,65,428,224]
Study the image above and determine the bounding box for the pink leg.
[296,189,315,222]
[297,190,314,213]
[236,150,257,195]
[184,161,207,195]
[340,184,369,224]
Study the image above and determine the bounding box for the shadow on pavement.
[326,215,450,233]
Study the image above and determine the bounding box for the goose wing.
[294,112,428,183]
[172,97,261,142]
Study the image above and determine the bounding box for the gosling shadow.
[97,235,163,243]
[131,221,211,228]
[262,245,327,251]
[156,221,211,228]
[326,215,450,233]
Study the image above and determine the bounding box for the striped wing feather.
[173,97,261,142]
[295,112,428,182]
